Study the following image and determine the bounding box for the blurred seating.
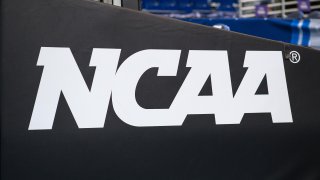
[142,0,213,12]
[193,0,211,11]
[142,0,160,10]
[178,0,193,12]
[286,11,305,19]
[142,0,320,19]
[309,11,320,19]
[216,0,236,12]
[159,0,177,10]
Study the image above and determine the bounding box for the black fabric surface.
[1,0,320,179]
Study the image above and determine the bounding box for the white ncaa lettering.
[29,48,292,130]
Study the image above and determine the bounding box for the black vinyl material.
[1,0,320,179]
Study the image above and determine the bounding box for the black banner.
[2,0,320,179]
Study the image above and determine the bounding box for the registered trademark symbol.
[289,51,300,63]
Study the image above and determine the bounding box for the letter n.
[29,47,120,130]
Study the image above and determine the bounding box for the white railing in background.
[239,0,320,18]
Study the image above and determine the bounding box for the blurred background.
[94,0,320,49]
